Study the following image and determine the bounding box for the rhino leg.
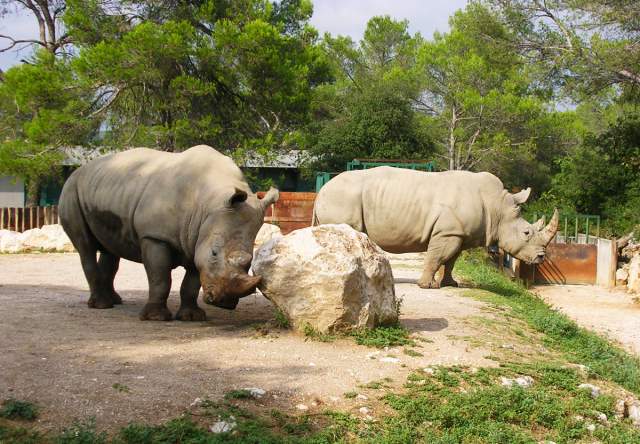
[440,252,460,288]
[139,238,173,321]
[417,237,463,289]
[175,268,206,322]
[97,252,122,304]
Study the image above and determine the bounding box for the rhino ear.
[512,187,531,205]
[227,187,248,207]
[260,187,280,211]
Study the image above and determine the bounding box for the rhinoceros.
[313,167,558,288]
[59,145,279,321]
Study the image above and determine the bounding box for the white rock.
[254,223,282,247]
[40,224,75,252]
[253,224,398,333]
[423,367,435,375]
[500,376,534,388]
[359,407,370,415]
[615,399,626,419]
[380,357,400,364]
[0,229,23,253]
[586,423,596,433]
[627,398,640,427]
[296,404,309,411]
[356,394,368,401]
[596,412,608,424]
[578,383,601,398]
[616,268,629,284]
[628,256,640,293]
[242,387,266,398]
[209,418,236,434]
[190,398,203,407]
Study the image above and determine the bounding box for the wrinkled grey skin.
[59,145,279,321]
[313,167,558,289]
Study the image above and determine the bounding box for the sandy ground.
[0,253,496,432]
[534,284,640,354]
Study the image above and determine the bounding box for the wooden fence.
[0,206,60,232]
[1,192,318,235]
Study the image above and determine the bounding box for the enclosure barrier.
[0,206,60,232]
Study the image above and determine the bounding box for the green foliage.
[0,399,38,421]
[273,308,291,329]
[301,323,336,342]
[112,383,130,393]
[223,389,253,400]
[350,326,415,348]
[456,250,640,393]
[55,419,107,444]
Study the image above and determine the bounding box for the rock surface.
[254,223,282,247]
[252,224,398,333]
[628,256,640,294]
[0,224,75,253]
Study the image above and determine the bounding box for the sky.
[0,0,468,71]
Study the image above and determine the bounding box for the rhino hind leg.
[97,251,122,304]
[175,268,206,322]
[440,252,461,288]
[139,238,174,321]
[417,237,463,289]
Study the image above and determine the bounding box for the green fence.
[316,159,436,192]
[531,212,600,244]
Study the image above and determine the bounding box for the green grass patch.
[455,250,640,395]
[111,383,130,394]
[0,400,38,421]
[273,308,290,329]
[302,323,337,342]
[403,348,424,357]
[223,389,253,400]
[350,325,415,348]
[343,391,358,399]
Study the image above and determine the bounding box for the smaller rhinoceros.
[313,167,558,289]
[59,145,279,321]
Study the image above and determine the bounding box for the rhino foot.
[175,306,207,322]
[417,279,440,289]
[440,278,459,288]
[111,291,123,305]
[88,294,115,309]
[139,303,173,321]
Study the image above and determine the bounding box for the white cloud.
[310,0,469,42]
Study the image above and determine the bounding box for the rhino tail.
[311,206,319,226]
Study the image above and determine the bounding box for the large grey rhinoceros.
[59,145,279,321]
[313,167,558,289]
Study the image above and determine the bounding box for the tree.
[64,0,331,153]
[303,16,435,171]
[488,0,640,100]
[0,51,95,205]
[0,0,71,57]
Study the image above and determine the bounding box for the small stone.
[296,404,309,411]
[190,398,203,408]
[627,398,640,426]
[135,375,145,379]
[329,396,340,403]
[309,362,316,367]
[596,412,608,424]
[501,344,515,350]
[356,394,368,401]
[578,383,601,398]
[210,417,236,434]
[423,367,435,375]
[243,387,266,398]
[366,351,380,360]
[359,407,370,415]
[614,399,626,419]
[586,423,596,433]
[574,415,584,422]
[380,357,400,363]
[500,376,534,388]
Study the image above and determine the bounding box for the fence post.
[21,207,24,232]
[0,208,4,230]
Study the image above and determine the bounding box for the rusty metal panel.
[257,191,316,234]
[524,243,598,285]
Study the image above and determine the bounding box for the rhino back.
[319,167,504,253]
[67,145,249,262]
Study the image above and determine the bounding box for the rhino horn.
[260,187,280,212]
[226,273,262,297]
[540,209,559,245]
[532,215,546,231]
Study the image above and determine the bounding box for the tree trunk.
[448,106,457,170]
[25,178,41,207]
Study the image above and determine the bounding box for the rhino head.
[496,188,559,264]
[194,187,279,309]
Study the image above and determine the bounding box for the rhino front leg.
[175,268,206,321]
[139,238,174,321]
[417,237,463,289]
[440,251,461,288]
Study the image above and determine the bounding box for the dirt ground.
[0,253,497,432]
[534,284,640,355]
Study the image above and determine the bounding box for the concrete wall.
[596,238,617,288]
[0,176,25,207]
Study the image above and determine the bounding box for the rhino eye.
[211,249,218,257]
[523,229,531,237]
